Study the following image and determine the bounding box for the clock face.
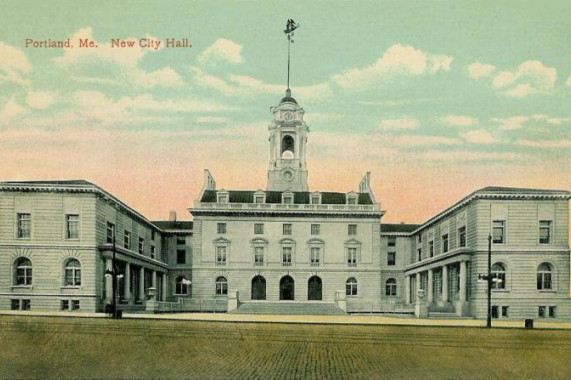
[282,170,294,181]
[284,112,293,121]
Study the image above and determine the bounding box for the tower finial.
[284,19,300,91]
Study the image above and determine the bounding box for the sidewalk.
[1,309,570,329]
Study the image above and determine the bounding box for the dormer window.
[346,192,358,205]
[217,191,229,203]
[282,191,294,204]
[310,192,321,205]
[254,191,266,204]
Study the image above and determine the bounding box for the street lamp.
[477,234,501,328]
[104,231,122,319]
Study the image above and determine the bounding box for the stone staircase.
[428,311,461,319]
[231,301,346,315]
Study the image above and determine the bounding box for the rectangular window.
[71,300,80,311]
[254,247,264,266]
[492,220,505,244]
[282,247,292,266]
[538,306,546,318]
[348,224,357,236]
[66,214,79,239]
[347,196,357,205]
[458,226,466,247]
[217,223,226,234]
[124,231,131,250]
[151,230,155,241]
[21,299,30,310]
[61,300,69,311]
[177,236,186,245]
[138,237,144,254]
[311,195,320,205]
[254,223,264,234]
[283,223,292,235]
[387,237,396,247]
[177,249,186,264]
[347,248,357,267]
[254,195,264,204]
[429,241,434,257]
[311,224,320,235]
[417,248,422,261]
[442,234,449,253]
[502,306,509,318]
[417,234,422,243]
[549,306,556,318]
[216,246,227,265]
[539,221,552,244]
[106,222,115,244]
[387,252,396,266]
[283,195,293,204]
[11,299,20,310]
[310,247,320,267]
[491,305,499,319]
[150,245,155,259]
[17,213,31,239]
[218,194,228,203]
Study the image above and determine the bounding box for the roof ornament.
[284,18,300,92]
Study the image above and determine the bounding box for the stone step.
[231,301,346,315]
[428,312,463,319]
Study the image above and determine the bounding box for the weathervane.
[284,19,300,90]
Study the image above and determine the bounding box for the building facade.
[0,89,570,319]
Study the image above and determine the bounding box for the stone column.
[105,258,113,303]
[151,271,157,300]
[427,269,434,303]
[442,265,449,302]
[138,267,145,302]
[459,261,467,302]
[162,273,168,301]
[405,275,410,304]
[124,263,131,301]
[416,272,421,291]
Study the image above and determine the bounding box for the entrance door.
[251,276,266,300]
[279,276,295,300]
[308,276,322,300]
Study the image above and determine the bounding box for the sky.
[0,1,570,225]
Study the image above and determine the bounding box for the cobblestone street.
[1,315,570,379]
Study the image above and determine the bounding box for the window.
[177,249,186,264]
[442,234,449,253]
[138,238,144,254]
[491,263,506,290]
[311,224,320,235]
[21,299,30,310]
[539,221,552,244]
[17,213,31,239]
[386,278,397,296]
[311,195,320,204]
[283,224,292,235]
[282,247,292,266]
[11,299,20,310]
[502,306,509,318]
[346,278,358,296]
[217,193,228,203]
[216,246,227,266]
[347,195,357,205]
[177,236,186,245]
[64,259,81,286]
[417,234,422,243]
[254,223,264,234]
[492,305,499,319]
[254,194,265,204]
[15,258,32,286]
[458,226,466,247]
[348,224,357,236]
[151,245,155,259]
[429,241,434,257]
[175,276,189,295]
[71,300,80,310]
[417,248,422,262]
[310,247,320,267]
[66,214,79,239]
[549,306,557,318]
[537,263,552,290]
[347,247,357,267]
[217,223,227,234]
[215,277,228,295]
[254,247,264,266]
[492,220,505,244]
[387,252,396,266]
[124,231,131,250]
[151,230,155,241]
[387,237,396,247]
[106,222,114,244]
[538,306,546,318]
[61,300,69,311]
[282,194,293,204]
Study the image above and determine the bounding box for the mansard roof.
[200,190,374,205]
[152,221,193,232]
[381,223,421,234]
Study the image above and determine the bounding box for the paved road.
[1,315,570,379]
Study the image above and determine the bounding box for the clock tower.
[267,88,309,192]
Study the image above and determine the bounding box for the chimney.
[169,211,177,222]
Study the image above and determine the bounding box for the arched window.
[15,258,32,286]
[537,263,553,290]
[491,263,506,289]
[216,276,228,295]
[346,277,357,296]
[64,259,81,286]
[385,278,397,296]
[281,135,295,157]
[175,276,189,295]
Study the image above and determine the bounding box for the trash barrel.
[525,319,534,329]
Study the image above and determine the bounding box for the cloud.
[442,115,478,127]
[26,91,55,110]
[196,116,229,124]
[0,100,27,124]
[492,116,529,131]
[461,129,497,144]
[393,135,462,146]
[490,61,556,97]
[416,150,527,162]
[518,139,571,148]
[197,39,244,66]
[567,71,571,86]
[379,116,420,130]
[0,42,32,86]
[53,27,183,88]
[332,44,453,90]
[467,61,496,79]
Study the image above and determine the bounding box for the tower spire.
[284,19,300,90]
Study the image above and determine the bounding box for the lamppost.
[477,234,502,328]
[104,231,123,318]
